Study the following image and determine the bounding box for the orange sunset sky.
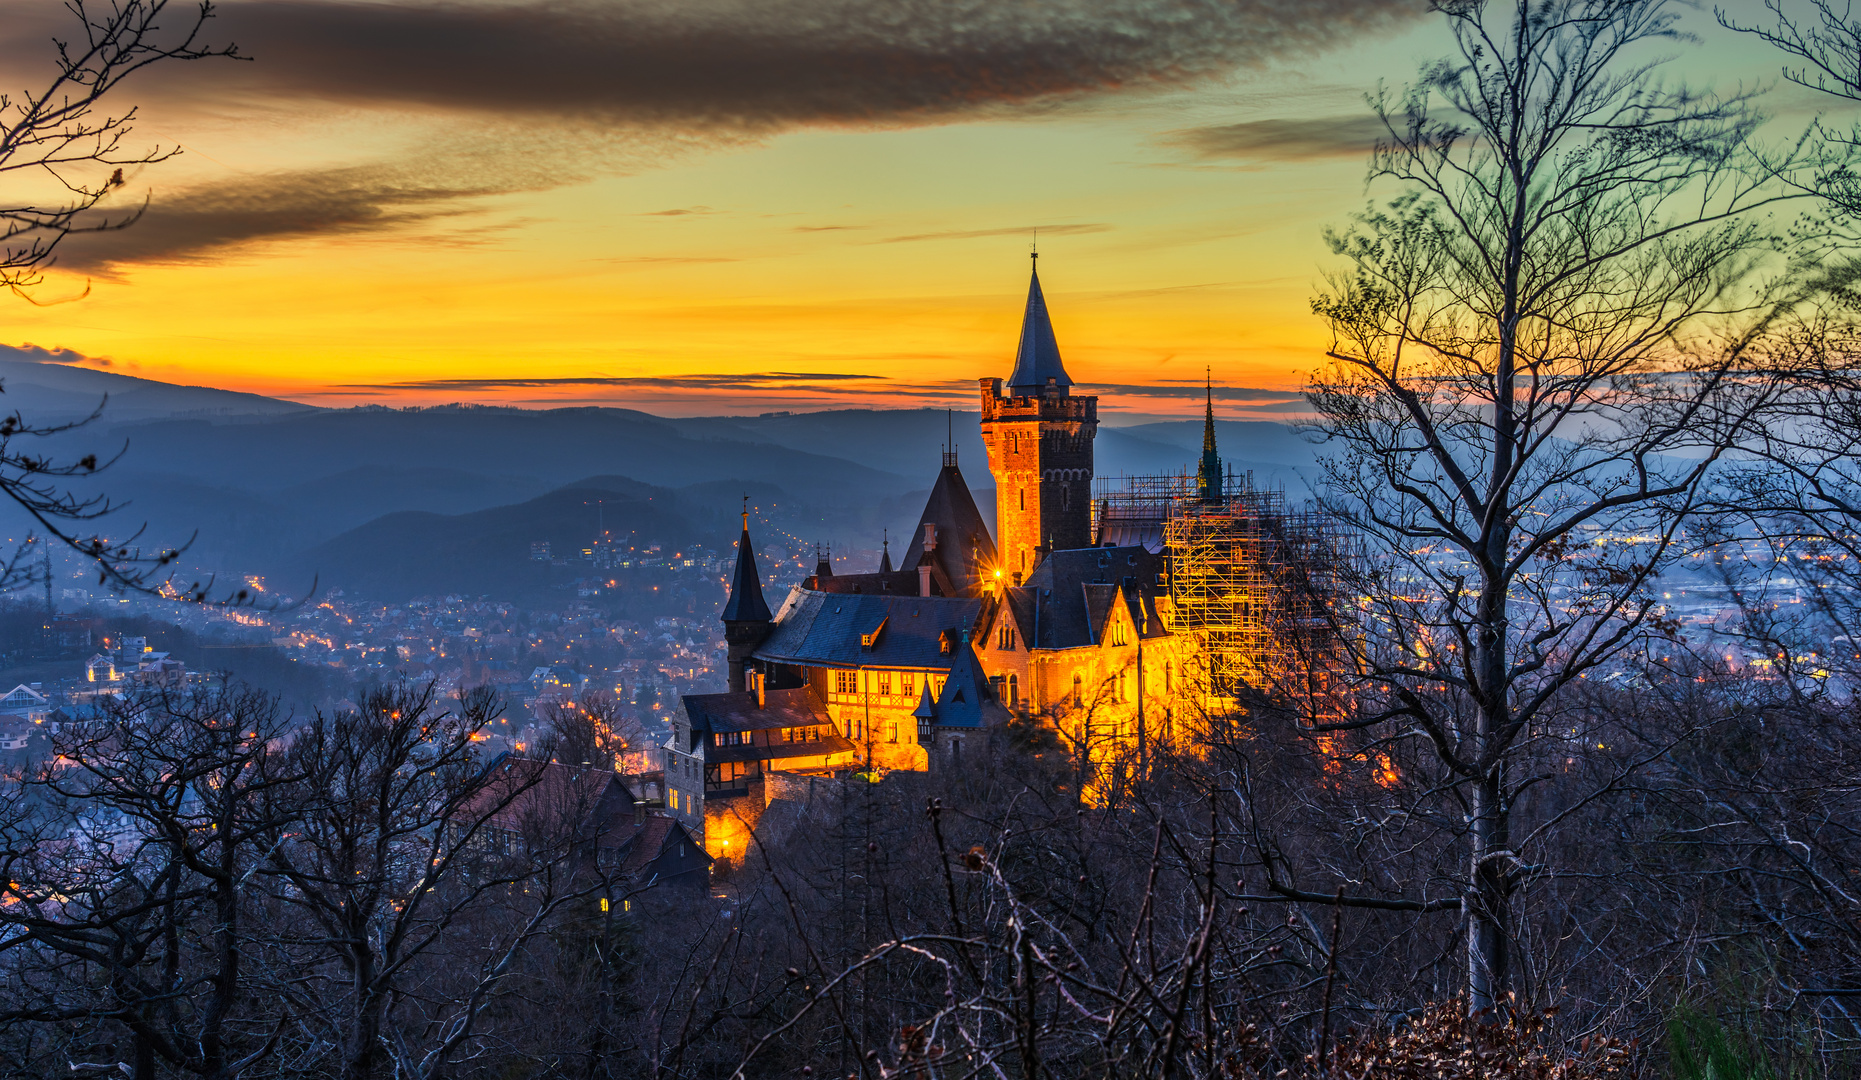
[0,0,1814,420]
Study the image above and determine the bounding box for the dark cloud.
[345,373,889,392]
[137,0,1420,127]
[0,1,1421,268]
[48,164,551,273]
[2,343,107,366]
[1163,114,1389,161]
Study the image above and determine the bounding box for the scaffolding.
[1096,471,1343,698]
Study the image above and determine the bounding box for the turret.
[1198,371,1223,505]
[721,505,773,693]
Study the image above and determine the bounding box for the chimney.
[633,799,646,826]
[919,565,933,598]
[753,670,767,709]
[922,523,938,552]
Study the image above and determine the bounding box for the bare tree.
[247,684,603,1080]
[1301,0,1806,1011]
[0,685,297,1080]
[539,690,635,770]
[0,1,245,602]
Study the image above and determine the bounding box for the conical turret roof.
[1006,256,1071,395]
[722,511,772,623]
[1198,371,1223,504]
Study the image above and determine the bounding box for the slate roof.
[683,686,833,736]
[930,634,995,728]
[1006,260,1073,394]
[904,462,997,597]
[756,588,984,670]
[722,519,772,623]
[464,758,636,840]
[461,758,709,880]
[994,545,1170,651]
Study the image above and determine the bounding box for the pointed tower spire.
[1005,252,1072,396]
[722,498,773,692]
[878,530,894,575]
[1198,369,1223,505]
[722,502,771,623]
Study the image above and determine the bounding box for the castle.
[678,255,1308,856]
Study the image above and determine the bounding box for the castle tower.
[980,254,1098,582]
[721,505,772,693]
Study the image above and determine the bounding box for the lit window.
[834,670,856,695]
[901,673,915,698]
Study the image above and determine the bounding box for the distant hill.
[51,406,908,504]
[0,362,1315,600]
[298,480,696,602]
[0,350,312,422]
[677,408,1317,487]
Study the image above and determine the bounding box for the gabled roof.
[1005,545,1170,651]
[931,635,997,729]
[906,462,997,597]
[722,515,772,623]
[462,757,638,845]
[1006,259,1072,395]
[1081,582,1119,644]
[756,588,983,671]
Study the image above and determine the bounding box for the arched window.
[1008,674,1019,706]
[1072,674,1083,707]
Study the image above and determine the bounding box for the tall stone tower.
[980,254,1098,583]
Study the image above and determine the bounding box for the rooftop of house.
[756,588,984,671]
[992,544,1170,652]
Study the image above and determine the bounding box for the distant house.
[85,654,117,684]
[455,757,709,892]
[0,718,32,751]
[0,685,53,726]
[132,654,186,688]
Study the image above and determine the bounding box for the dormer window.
[938,629,959,655]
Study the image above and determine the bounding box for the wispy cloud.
[879,223,1111,245]
[343,372,890,392]
[1162,114,1388,161]
[1096,382,1305,403]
